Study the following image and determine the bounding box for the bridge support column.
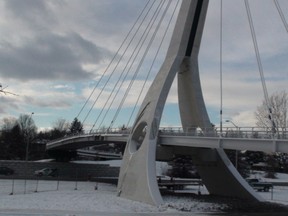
[117,0,208,205]
[117,123,163,205]
[191,148,264,201]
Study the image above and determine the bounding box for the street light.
[225,120,238,128]
[24,112,34,194]
[225,119,239,170]
[25,112,34,161]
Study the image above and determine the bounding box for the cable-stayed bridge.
[47,0,288,206]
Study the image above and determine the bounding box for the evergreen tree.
[0,124,25,160]
[69,118,83,134]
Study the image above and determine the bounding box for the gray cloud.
[23,95,72,108]
[4,0,48,16]
[3,0,56,30]
[0,32,111,81]
[1,0,115,82]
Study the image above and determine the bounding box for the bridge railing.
[90,126,288,140]
[48,126,288,145]
[48,128,133,144]
[158,126,288,140]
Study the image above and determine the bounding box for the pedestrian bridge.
[47,126,288,154]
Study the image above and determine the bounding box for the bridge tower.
[117,0,263,205]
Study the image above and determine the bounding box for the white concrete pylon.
[117,0,209,205]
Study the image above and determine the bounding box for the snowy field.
[0,179,223,215]
[0,177,287,215]
[250,171,288,205]
[0,161,287,215]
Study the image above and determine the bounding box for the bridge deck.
[46,127,288,154]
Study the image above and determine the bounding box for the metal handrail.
[47,126,288,145]
[158,126,288,139]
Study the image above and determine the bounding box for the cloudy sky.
[0,0,287,131]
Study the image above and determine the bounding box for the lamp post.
[25,112,34,161]
[225,120,238,128]
[24,112,34,194]
[225,120,239,170]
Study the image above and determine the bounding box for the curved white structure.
[117,0,263,205]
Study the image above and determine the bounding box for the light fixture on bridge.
[225,120,238,128]
[225,119,239,170]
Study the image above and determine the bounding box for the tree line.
[0,116,83,161]
[0,91,287,178]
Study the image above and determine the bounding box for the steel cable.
[108,0,175,130]
[82,0,157,128]
[93,0,167,131]
[76,0,152,122]
[244,0,276,132]
[126,0,180,128]
[274,0,288,33]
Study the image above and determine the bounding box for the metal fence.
[0,178,287,205]
[0,178,98,195]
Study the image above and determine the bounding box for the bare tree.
[1,117,17,131]
[255,91,288,178]
[53,118,70,132]
[48,118,70,139]
[0,84,18,96]
[255,91,287,137]
[17,114,37,139]
[18,114,37,160]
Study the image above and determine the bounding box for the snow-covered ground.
[0,179,224,215]
[0,160,287,215]
[0,176,287,215]
[249,170,288,206]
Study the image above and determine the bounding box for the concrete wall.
[0,160,120,181]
